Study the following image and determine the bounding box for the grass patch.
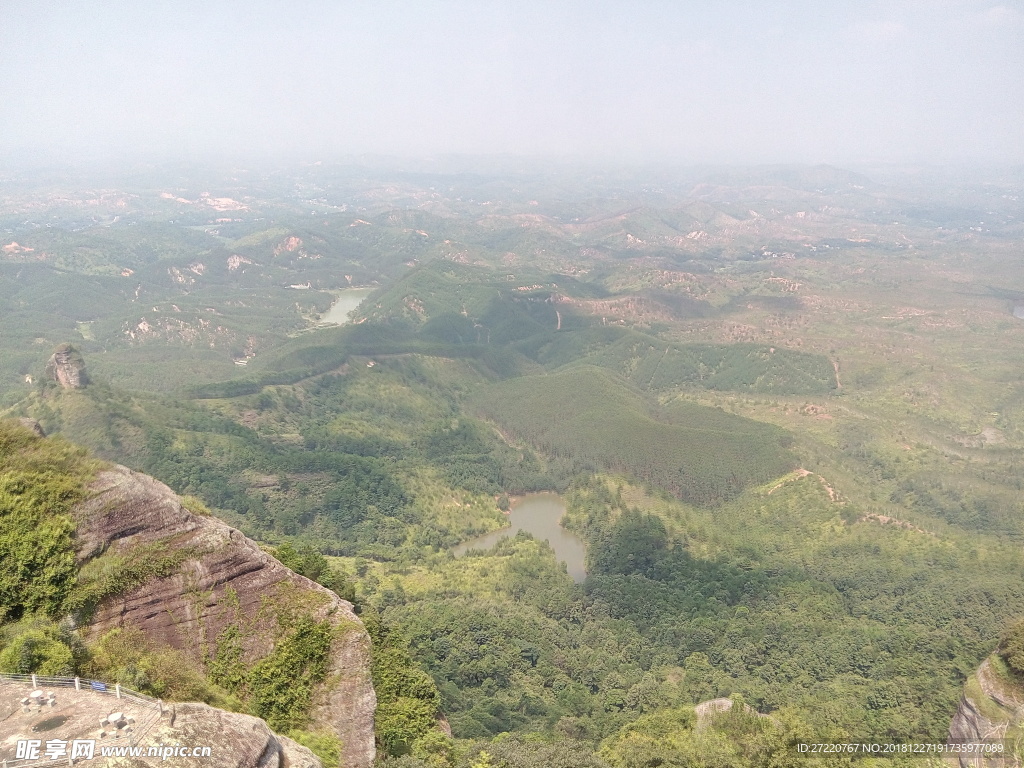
[287,729,342,767]
[67,540,203,619]
[964,673,1012,723]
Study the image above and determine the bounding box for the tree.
[1000,618,1024,676]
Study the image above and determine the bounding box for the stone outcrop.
[694,697,764,727]
[155,702,323,768]
[695,697,743,721]
[45,343,88,389]
[72,465,377,768]
[16,416,45,436]
[947,658,1024,767]
[0,681,321,768]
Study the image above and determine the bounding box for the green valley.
[3,162,1024,766]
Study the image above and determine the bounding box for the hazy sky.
[2,0,1022,165]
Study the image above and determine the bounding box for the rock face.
[72,465,377,768]
[0,681,321,768]
[154,702,323,768]
[45,343,88,389]
[947,658,1024,767]
[694,697,764,727]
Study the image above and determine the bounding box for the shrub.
[0,421,98,620]
[287,730,343,767]
[246,617,335,731]
[0,620,77,675]
[1000,619,1024,677]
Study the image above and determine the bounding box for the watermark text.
[17,739,213,761]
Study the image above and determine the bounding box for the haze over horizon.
[2,0,1022,167]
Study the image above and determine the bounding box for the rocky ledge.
[0,682,321,768]
[948,658,1024,768]
[72,465,376,768]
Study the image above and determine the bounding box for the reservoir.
[454,493,587,583]
[320,287,374,325]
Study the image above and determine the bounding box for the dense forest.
[471,367,795,506]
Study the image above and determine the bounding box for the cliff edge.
[71,464,377,768]
[948,657,1024,767]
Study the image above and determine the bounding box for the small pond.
[454,493,587,583]
[320,287,374,325]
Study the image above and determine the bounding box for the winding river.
[454,493,587,583]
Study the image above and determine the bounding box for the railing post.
[74,677,81,690]
[115,683,121,699]
[31,673,37,688]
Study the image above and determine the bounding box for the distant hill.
[691,164,879,194]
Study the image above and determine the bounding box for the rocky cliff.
[71,464,377,768]
[154,702,324,768]
[948,658,1024,767]
[45,343,88,389]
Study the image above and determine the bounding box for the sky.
[1,0,1022,165]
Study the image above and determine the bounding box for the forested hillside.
[3,164,1024,766]
[472,368,794,505]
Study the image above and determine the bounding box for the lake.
[454,493,587,583]
[320,287,374,325]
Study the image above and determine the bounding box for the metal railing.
[0,673,162,706]
[0,674,164,767]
